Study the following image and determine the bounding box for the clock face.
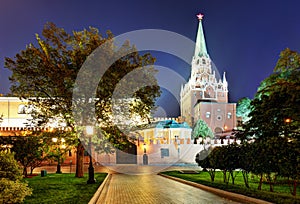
[216,115,222,121]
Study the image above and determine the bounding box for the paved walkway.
[96,174,241,204]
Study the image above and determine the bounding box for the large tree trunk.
[75,142,84,178]
[23,167,28,178]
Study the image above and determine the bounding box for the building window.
[18,104,26,114]
[216,115,222,121]
[206,112,210,118]
[161,148,169,158]
[227,112,232,119]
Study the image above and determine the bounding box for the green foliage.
[195,146,217,182]
[5,22,160,129]
[192,119,213,139]
[41,130,76,164]
[8,136,49,177]
[5,22,161,177]
[216,144,241,184]
[236,97,252,124]
[239,48,300,194]
[247,48,300,139]
[0,178,32,204]
[0,151,23,181]
[0,152,32,203]
[196,145,241,185]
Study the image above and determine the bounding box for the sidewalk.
[92,173,242,204]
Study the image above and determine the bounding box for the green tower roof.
[194,13,209,58]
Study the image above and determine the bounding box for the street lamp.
[175,135,180,158]
[86,126,96,184]
[284,118,291,138]
[143,143,147,154]
[284,118,291,123]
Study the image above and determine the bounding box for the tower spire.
[194,13,209,58]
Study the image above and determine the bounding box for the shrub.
[0,178,32,203]
[0,152,32,203]
[0,151,23,181]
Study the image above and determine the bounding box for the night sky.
[1,0,300,117]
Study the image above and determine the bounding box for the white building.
[180,14,237,133]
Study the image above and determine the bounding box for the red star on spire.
[197,13,204,20]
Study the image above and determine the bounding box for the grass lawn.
[161,171,300,204]
[23,173,107,204]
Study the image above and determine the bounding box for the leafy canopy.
[244,48,300,139]
[192,119,213,139]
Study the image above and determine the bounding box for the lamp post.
[284,118,291,138]
[143,143,147,154]
[175,135,180,159]
[86,126,96,184]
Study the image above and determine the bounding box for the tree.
[195,146,218,182]
[238,143,253,188]
[245,48,300,139]
[41,130,75,174]
[219,144,240,185]
[236,97,252,126]
[5,23,160,177]
[192,119,213,144]
[0,151,32,203]
[9,136,48,177]
[240,48,299,194]
[250,137,293,192]
[276,138,299,196]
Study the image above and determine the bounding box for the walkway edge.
[158,173,274,204]
[88,173,112,204]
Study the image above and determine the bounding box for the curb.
[158,173,274,204]
[88,173,111,204]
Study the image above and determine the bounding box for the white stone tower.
[180,13,235,131]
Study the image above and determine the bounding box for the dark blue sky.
[1,0,300,116]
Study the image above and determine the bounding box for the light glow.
[285,118,291,123]
[86,126,94,135]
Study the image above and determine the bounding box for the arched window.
[18,104,26,114]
